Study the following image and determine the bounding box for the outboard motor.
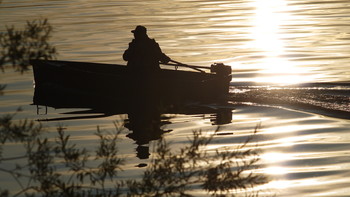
[210,63,232,97]
[210,63,232,76]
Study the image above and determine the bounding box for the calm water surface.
[1,0,350,196]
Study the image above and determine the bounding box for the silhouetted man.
[123,25,170,74]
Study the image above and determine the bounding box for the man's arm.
[153,40,170,63]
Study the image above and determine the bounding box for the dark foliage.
[0,114,268,197]
[0,19,57,72]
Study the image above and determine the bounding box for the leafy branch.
[0,19,57,72]
[0,114,269,197]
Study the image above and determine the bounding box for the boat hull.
[30,60,231,108]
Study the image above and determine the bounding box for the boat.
[30,59,232,107]
[30,59,234,147]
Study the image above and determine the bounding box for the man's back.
[124,38,162,72]
[123,26,170,74]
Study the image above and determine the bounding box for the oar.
[161,60,209,73]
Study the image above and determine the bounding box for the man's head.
[132,25,148,39]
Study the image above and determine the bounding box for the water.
[1,0,350,196]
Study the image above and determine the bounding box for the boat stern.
[210,63,232,96]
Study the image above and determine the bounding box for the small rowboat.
[30,59,232,108]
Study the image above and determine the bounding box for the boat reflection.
[33,87,233,159]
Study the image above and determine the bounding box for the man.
[123,25,170,74]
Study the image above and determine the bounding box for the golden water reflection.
[256,115,350,195]
[246,0,320,84]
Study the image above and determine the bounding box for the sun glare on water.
[245,0,316,84]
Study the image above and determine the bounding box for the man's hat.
[131,25,147,34]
